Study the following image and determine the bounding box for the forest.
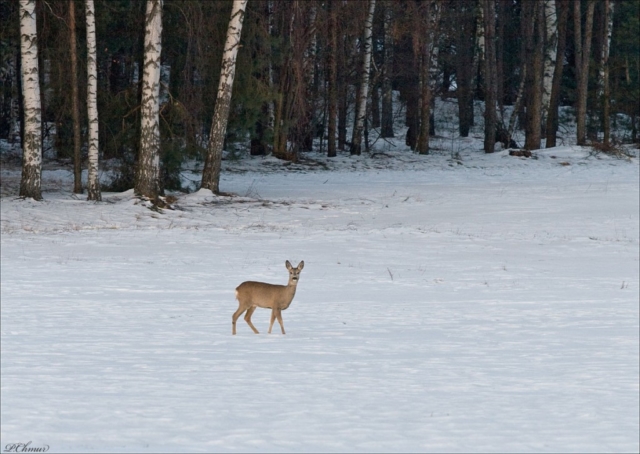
[1,0,639,201]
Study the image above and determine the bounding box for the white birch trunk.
[473,1,485,93]
[541,0,558,127]
[428,3,441,92]
[19,0,42,200]
[597,0,614,98]
[350,0,376,155]
[201,0,248,193]
[85,0,101,201]
[135,0,163,199]
[600,0,614,144]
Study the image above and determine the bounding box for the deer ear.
[285,260,292,270]
[298,261,304,270]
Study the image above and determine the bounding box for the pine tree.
[546,0,569,148]
[574,0,596,145]
[482,0,497,153]
[380,0,394,139]
[69,0,82,194]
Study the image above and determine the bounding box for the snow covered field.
[1,145,639,452]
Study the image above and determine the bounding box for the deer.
[232,260,304,335]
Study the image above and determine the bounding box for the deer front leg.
[276,309,286,334]
[268,307,277,334]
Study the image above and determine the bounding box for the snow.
[1,135,639,452]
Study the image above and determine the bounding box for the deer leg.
[232,306,247,335]
[244,306,259,334]
[276,310,286,335]
[268,307,277,334]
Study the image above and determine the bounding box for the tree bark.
[455,0,476,137]
[541,0,558,130]
[18,0,42,200]
[327,0,338,157]
[135,0,163,199]
[68,0,83,194]
[574,0,596,145]
[202,0,248,192]
[380,1,394,138]
[350,0,376,155]
[417,1,440,155]
[522,1,545,150]
[546,0,569,148]
[482,0,497,153]
[599,0,614,146]
[85,0,101,201]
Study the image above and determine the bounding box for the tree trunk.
[302,3,319,152]
[327,0,338,157]
[134,0,163,199]
[541,0,558,131]
[68,0,83,194]
[482,0,497,153]
[380,1,394,138]
[18,0,42,200]
[574,0,596,146]
[495,0,506,120]
[546,0,569,148]
[522,1,545,150]
[474,1,485,101]
[350,0,376,155]
[455,0,476,137]
[371,83,380,129]
[417,2,440,155]
[85,0,101,201]
[600,0,614,146]
[338,80,347,150]
[201,0,247,193]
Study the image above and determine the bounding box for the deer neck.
[282,281,298,306]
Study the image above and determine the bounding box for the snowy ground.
[1,138,639,452]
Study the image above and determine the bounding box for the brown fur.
[232,260,304,335]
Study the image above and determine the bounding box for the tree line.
[0,0,638,201]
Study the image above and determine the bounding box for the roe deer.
[232,260,304,335]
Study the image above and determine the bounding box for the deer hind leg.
[276,309,286,335]
[232,306,247,335]
[268,307,277,334]
[244,306,259,334]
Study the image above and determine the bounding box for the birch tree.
[201,0,248,193]
[135,0,163,199]
[599,0,614,146]
[350,0,376,156]
[85,0,101,201]
[18,0,42,200]
[541,0,558,130]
